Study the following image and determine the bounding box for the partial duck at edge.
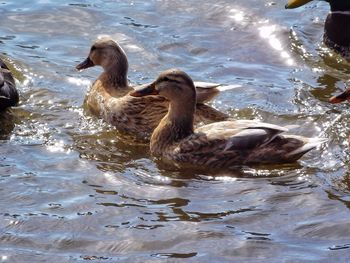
[286,0,350,60]
[0,58,18,111]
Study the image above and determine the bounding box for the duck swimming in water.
[0,58,18,111]
[76,38,230,141]
[130,69,325,169]
[286,0,350,60]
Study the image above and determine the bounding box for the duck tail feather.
[193,81,220,89]
[283,124,300,130]
[286,137,327,158]
[217,84,241,92]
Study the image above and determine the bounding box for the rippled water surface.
[1,0,350,262]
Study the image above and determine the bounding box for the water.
[1,0,350,262]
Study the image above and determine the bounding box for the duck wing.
[176,120,286,154]
[194,120,287,151]
[0,59,18,110]
[175,120,325,166]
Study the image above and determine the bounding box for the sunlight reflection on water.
[1,1,350,262]
[259,24,295,66]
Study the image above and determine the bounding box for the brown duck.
[76,38,229,141]
[131,69,325,169]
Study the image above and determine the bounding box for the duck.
[0,58,18,111]
[130,69,325,169]
[76,38,230,141]
[286,0,350,60]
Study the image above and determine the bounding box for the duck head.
[286,0,350,11]
[131,69,197,149]
[130,69,196,104]
[76,37,129,75]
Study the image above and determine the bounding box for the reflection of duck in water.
[76,38,229,141]
[0,58,18,111]
[286,0,350,60]
[131,69,325,169]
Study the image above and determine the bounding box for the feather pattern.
[134,69,326,169]
[77,38,229,141]
[0,58,18,111]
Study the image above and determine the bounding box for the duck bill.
[329,87,350,104]
[285,0,313,9]
[130,82,159,97]
[76,57,94,70]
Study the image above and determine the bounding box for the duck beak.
[130,82,159,97]
[285,0,313,9]
[329,87,350,104]
[76,57,94,70]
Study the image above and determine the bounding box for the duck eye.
[91,46,97,52]
[158,76,181,85]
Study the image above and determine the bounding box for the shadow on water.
[313,52,350,100]
[0,107,31,140]
[72,129,149,171]
[0,110,17,139]
[154,157,304,179]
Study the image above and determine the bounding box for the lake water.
[1,0,350,262]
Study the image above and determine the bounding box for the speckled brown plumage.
[157,120,317,168]
[77,38,229,141]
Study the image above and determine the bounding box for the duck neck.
[150,99,195,156]
[99,56,129,90]
[100,69,128,90]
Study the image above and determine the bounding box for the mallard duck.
[76,37,229,141]
[0,58,18,111]
[329,86,350,103]
[286,0,350,59]
[130,69,325,169]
